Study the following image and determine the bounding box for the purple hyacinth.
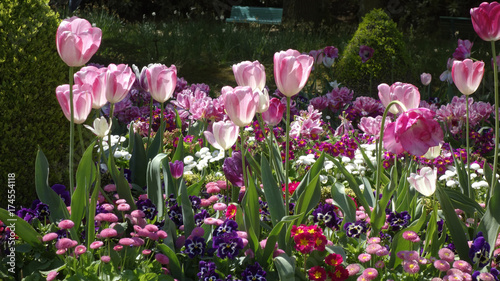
[184,236,206,258]
[344,220,368,238]
[312,203,342,230]
[212,232,244,259]
[469,232,490,268]
[241,262,267,281]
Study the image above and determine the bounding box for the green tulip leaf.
[261,156,286,226]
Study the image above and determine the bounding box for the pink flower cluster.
[289,105,324,140]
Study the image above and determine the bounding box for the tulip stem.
[375,100,407,197]
[69,66,74,198]
[159,101,165,154]
[78,124,85,155]
[491,41,499,198]
[107,103,115,158]
[146,96,154,151]
[240,127,247,189]
[285,96,291,210]
[465,96,472,199]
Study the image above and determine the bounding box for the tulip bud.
[452,59,485,96]
[55,84,93,124]
[420,73,432,86]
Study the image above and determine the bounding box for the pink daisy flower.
[434,259,451,272]
[358,253,372,263]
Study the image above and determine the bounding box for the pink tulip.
[146,64,177,103]
[223,86,259,127]
[74,66,107,109]
[470,2,500,42]
[407,167,437,197]
[232,60,266,92]
[56,84,93,124]
[274,49,314,97]
[420,73,432,86]
[358,116,391,139]
[378,82,420,114]
[451,59,485,96]
[383,108,443,157]
[262,97,286,126]
[56,16,102,67]
[105,64,136,104]
[322,46,339,67]
[204,120,239,150]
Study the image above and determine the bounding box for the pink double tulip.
[204,120,240,150]
[383,108,443,157]
[262,98,286,126]
[470,2,500,42]
[56,17,102,67]
[232,60,269,113]
[224,86,259,127]
[74,66,107,109]
[146,64,177,103]
[407,167,437,197]
[451,59,485,96]
[105,64,136,104]
[56,84,93,124]
[274,49,314,97]
[378,82,420,114]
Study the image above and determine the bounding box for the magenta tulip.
[232,60,266,92]
[470,2,500,42]
[204,120,240,150]
[56,16,102,67]
[145,64,177,103]
[378,82,420,114]
[262,97,285,126]
[105,64,136,104]
[56,84,93,124]
[274,49,314,97]
[451,59,485,96]
[420,73,432,86]
[74,66,107,109]
[383,108,443,157]
[223,86,259,127]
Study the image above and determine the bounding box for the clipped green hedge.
[0,0,69,208]
[334,9,412,98]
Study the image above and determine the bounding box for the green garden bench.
[439,16,475,37]
[226,6,283,25]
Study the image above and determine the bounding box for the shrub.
[0,0,69,208]
[334,9,412,98]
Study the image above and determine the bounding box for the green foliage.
[334,9,412,98]
[0,0,68,208]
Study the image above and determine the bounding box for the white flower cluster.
[183,147,225,175]
[438,163,491,189]
[99,135,131,160]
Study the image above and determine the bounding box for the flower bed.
[2,2,500,281]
